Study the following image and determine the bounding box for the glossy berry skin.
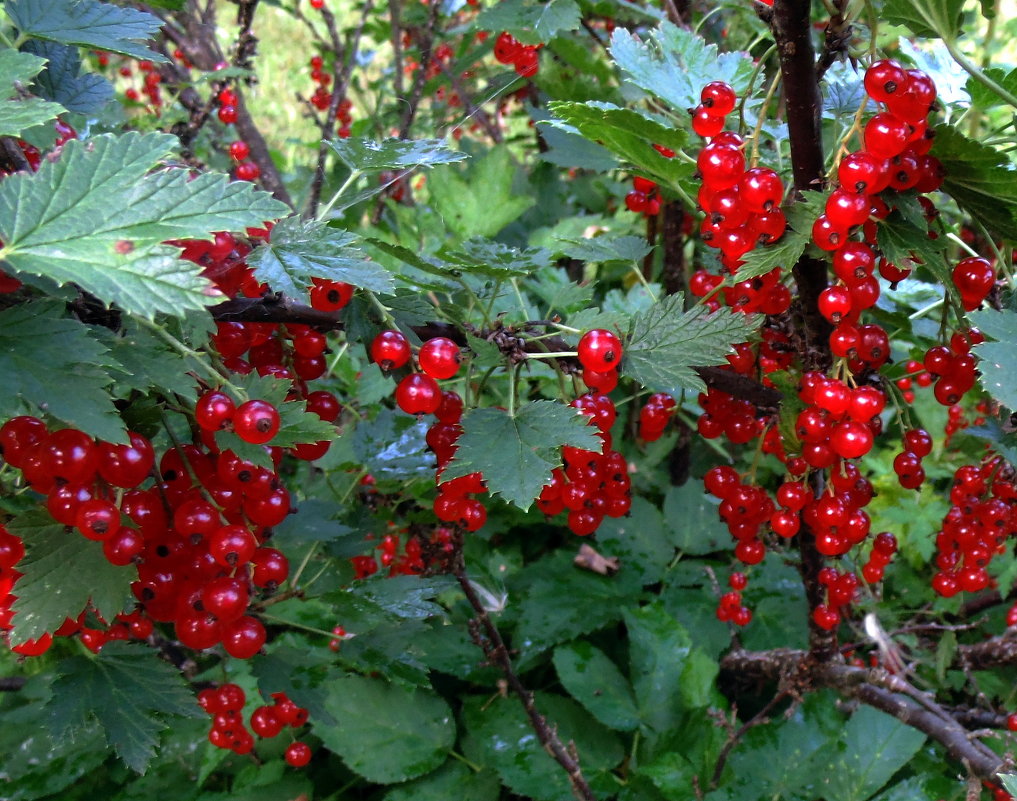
[228,140,250,161]
[418,337,461,379]
[395,374,441,415]
[370,330,411,371]
[700,81,737,117]
[864,113,910,159]
[195,390,236,432]
[221,615,266,659]
[217,105,238,125]
[864,59,909,103]
[952,257,995,311]
[285,742,313,768]
[97,431,155,488]
[577,329,623,372]
[233,400,280,445]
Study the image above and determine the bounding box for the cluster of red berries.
[105,56,164,109]
[921,329,984,408]
[794,372,886,465]
[492,32,540,77]
[199,682,312,765]
[952,256,997,311]
[705,465,773,569]
[428,393,490,533]
[861,531,898,585]
[368,329,462,415]
[350,526,455,579]
[931,455,1017,598]
[890,427,933,489]
[308,54,354,137]
[716,571,752,626]
[812,567,860,631]
[625,176,661,217]
[211,83,263,182]
[638,393,676,442]
[536,393,632,536]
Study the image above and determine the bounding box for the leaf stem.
[524,351,578,359]
[447,749,483,772]
[139,318,224,387]
[944,39,1017,112]
[316,168,363,220]
[260,613,336,639]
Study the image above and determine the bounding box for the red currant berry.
[577,329,623,372]
[233,400,281,445]
[418,337,461,379]
[370,330,411,371]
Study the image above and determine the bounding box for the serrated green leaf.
[881,0,963,39]
[966,66,1017,109]
[822,705,926,801]
[546,102,691,187]
[554,233,652,264]
[475,0,581,43]
[932,124,1017,241]
[0,47,47,85]
[0,96,62,139]
[351,408,432,480]
[733,229,808,281]
[0,132,289,318]
[214,430,275,470]
[462,693,623,801]
[442,237,551,278]
[971,308,1017,409]
[439,401,601,509]
[317,675,454,783]
[663,482,728,555]
[0,301,125,441]
[624,603,690,732]
[1001,775,1017,796]
[609,22,755,112]
[46,642,200,773]
[875,211,955,305]
[624,293,758,395]
[249,217,394,300]
[428,148,533,238]
[7,509,133,644]
[328,137,467,174]
[96,321,205,399]
[272,398,337,448]
[384,760,501,801]
[553,642,640,731]
[6,0,168,61]
[935,629,957,682]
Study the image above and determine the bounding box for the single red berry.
[229,140,250,161]
[700,81,737,117]
[370,330,411,371]
[577,329,623,372]
[418,337,461,379]
[285,741,313,767]
[233,400,281,445]
[195,390,236,432]
[217,105,238,125]
[395,374,441,415]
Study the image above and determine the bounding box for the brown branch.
[306,0,375,217]
[719,649,1006,780]
[0,137,31,173]
[453,555,597,801]
[710,691,789,789]
[660,199,687,297]
[956,633,1017,671]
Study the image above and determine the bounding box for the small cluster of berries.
[921,329,984,408]
[492,32,540,77]
[812,567,860,631]
[101,56,164,109]
[625,176,662,218]
[214,83,263,182]
[537,393,632,536]
[716,571,752,626]
[198,682,312,766]
[931,456,1017,599]
[308,54,354,137]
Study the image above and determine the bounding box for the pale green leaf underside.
[971,309,1017,410]
[0,96,63,137]
[327,137,467,174]
[475,0,581,43]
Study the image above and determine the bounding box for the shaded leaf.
[733,229,809,281]
[46,642,199,773]
[881,0,964,39]
[384,760,501,801]
[624,603,690,732]
[624,293,758,395]
[26,39,113,114]
[553,642,640,730]
[439,401,601,509]
[317,675,455,783]
[971,308,1017,410]
[554,233,652,264]
[6,0,167,61]
[327,137,467,174]
[0,301,125,441]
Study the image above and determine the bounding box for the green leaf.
[624,293,759,395]
[875,210,952,297]
[317,675,455,783]
[970,308,1017,409]
[546,102,691,187]
[595,496,673,584]
[553,233,652,264]
[553,642,640,730]
[96,321,205,399]
[46,642,200,773]
[932,124,1017,242]
[6,0,168,61]
[462,693,623,801]
[664,482,728,555]
[0,301,125,441]
[328,137,467,174]
[7,510,134,644]
[1001,775,1017,796]
[475,0,580,42]
[966,66,1017,109]
[881,0,964,39]
[0,48,62,137]
[609,22,755,112]
[248,216,395,301]
[733,229,809,281]
[384,760,501,801]
[443,237,551,278]
[0,132,289,318]
[624,603,691,733]
[351,408,432,480]
[822,705,926,801]
[439,401,602,509]
[428,148,534,238]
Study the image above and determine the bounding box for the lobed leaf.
[474,0,581,43]
[623,292,759,395]
[439,401,601,509]
[26,40,114,114]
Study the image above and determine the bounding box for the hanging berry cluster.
[199,682,313,765]
[492,31,541,77]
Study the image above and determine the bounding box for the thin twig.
[710,690,789,788]
[453,554,598,801]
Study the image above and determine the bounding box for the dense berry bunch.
[625,176,661,217]
[492,31,540,77]
[199,683,312,764]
